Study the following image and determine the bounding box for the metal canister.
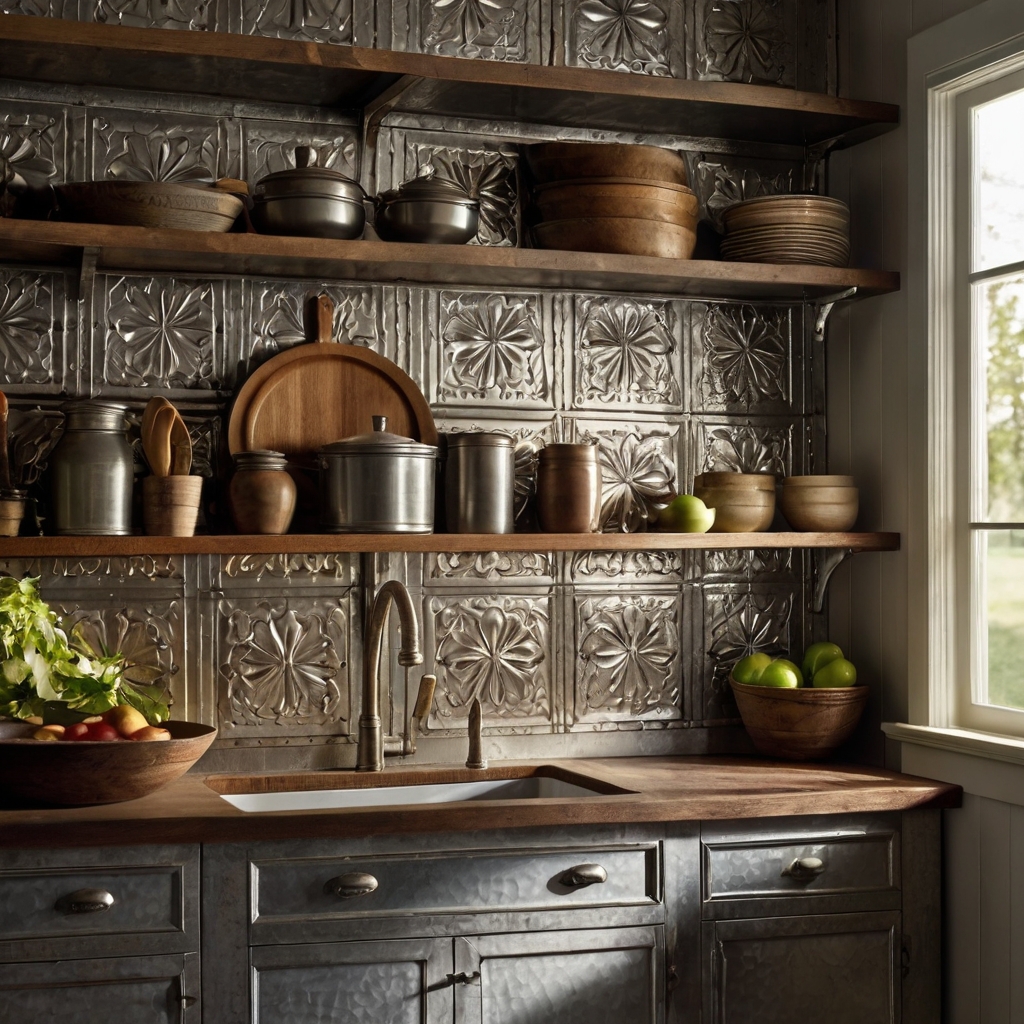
[537,443,603,533]
[317,416,437,533]
[445,432,515,534]
[50,401,134,536]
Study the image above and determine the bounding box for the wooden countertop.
[0,757,961,849]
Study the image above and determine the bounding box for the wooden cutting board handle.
[304,293,334,345]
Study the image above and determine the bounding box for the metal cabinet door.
[250,938,453,1024]
[0,951,199,1024]
[454,926,665,1024]
[703,911,901,1024]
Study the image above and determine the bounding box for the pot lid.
[320,416,438,457]
[254,145,364,201]
[379,173,477,206]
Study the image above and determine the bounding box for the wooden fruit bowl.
[729,677,868,761]
[0,720,217,805]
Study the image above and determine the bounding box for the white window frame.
[908,0,1024,738]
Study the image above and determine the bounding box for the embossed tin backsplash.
[0,0,835,767]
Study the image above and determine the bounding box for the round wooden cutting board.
[228,294,437,465]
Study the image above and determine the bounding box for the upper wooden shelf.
[0,532,900,557]
[0,220,899,302]
[0,16,900,148]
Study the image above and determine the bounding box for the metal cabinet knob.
[54,888,115,914]
[560,863,608,888]
[782,856,826,879]
[324,871,379,900]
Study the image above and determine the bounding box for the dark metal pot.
[252,145,366,239]
[374,175,480,244]
[317,416,437,533]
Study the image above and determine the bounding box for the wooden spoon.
[142,397,173,472]
[146,405,175,478]
[0,390,11,492]
[169,408,192,476]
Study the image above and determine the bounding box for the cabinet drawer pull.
[782,856,825,880]
[560,863,608,888]
[446,972,481,987]
[54,888,115,914]
[324,872,379,900]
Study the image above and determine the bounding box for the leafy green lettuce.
[0,576,168,723]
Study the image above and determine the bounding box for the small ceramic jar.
[0,488,26,537]
[229,450,296,535]
[537,443,602,533]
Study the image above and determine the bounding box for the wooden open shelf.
[0,220,900,303]
[0,532,900,557]
[0,15,900,147]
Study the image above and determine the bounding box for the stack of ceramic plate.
[721,195,850,267]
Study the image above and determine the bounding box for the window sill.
[883,722,1024,807]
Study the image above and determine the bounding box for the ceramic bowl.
[729,676,869,760]
[780,476,858,531]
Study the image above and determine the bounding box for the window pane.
[974,86,1024,272]
[981,275,1024,520]
[982,530,1024,710]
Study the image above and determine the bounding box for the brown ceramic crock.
[229,450,297,535]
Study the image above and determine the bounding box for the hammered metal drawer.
[252,844,659,926]
[702,831,897,904]
[0,845,199,962]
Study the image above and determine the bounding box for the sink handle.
[782,856,825,880]
[324,872,379,900]
[55,888,115,914]
[560,863,608,888]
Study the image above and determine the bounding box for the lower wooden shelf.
[0,532,900,557]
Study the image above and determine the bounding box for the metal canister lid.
[234,449,289,471]
[61,400,127,432]
[447,432,514,449]
[378,173,479,207]
[319,416,438,458]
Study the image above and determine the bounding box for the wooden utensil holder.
[143,475,202,537]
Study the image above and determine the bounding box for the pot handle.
[304,293,335,345]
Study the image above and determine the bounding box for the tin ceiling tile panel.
[98,275,223,391]
[573,417,681,533]
[690,156,798,234]
[238,0,353,42]
[89,107,239,181]
[692,0,796,87]
[427,551,556,585]
[425,590,555,732]
[692,302,795,415]
[572,294,683,412]
[0,269,68,393]
[568,549,692,584]
[0,100,69,192]
[216,592,352,736]
[217,553,356,589]
[420,0,540,61]
[691,415,798,478]
[243,118,359,188]
[88,0,217,29]
[572,589,684,727]
[563,0,685,78]
[432,290,554,409]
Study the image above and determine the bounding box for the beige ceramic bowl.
[780,476,858,531]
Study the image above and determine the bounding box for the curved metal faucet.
[357,580,423,772]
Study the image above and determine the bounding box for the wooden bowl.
[780,483,858,531]
[696,490,775,532]
[533,216,697,260]
[54,182,243,232]
[0,720,217,805]
[782,474,855,488]
[729,677,869,760]
[524,142,689,186]
[694,472,776,491]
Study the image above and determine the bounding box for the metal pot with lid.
[252,145,366,239]
[374,173,480,245]
[318,416,437,533]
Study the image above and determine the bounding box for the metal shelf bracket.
[813,286,858,342]
[811,547,853,613]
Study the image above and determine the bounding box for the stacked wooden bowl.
[721,194,850,266]
[525,142,697,260]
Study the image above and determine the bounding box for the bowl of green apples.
[728,643,867,761]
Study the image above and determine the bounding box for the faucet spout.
[357,580,423,772]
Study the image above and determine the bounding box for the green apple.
[732,652,773,684]
[756,658,803,688]
[802,641,843,680]
[657,494,716,534]
[812,657,858,688]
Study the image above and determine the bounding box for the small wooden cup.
[143,475,203,537]
[0,491,27,537]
